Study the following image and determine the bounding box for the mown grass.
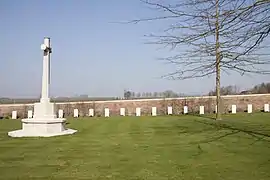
[0,113,270,180]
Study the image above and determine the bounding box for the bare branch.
[123,0,270,120]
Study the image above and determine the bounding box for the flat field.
[0,114,270,180]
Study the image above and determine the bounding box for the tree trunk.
[215,0,222,120]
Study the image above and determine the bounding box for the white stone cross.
[32,37,55,119]
[40,37,52,102]
[8,37,77,138]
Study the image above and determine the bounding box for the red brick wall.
[1,94,270,118]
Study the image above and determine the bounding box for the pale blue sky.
[1,0,269,98]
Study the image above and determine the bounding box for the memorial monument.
[8,37,77,137]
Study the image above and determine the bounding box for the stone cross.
[40,37,52,102]
[8,37,77,137]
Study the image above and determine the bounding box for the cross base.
[8,118,77,137]
[8,100,77,138]
[8,127,77,137]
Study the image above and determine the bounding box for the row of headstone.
[9,104,269,119]
[10,110,33,119]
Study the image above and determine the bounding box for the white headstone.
[89,109,94,117]
[12,111,17,119]
[199,106,204,115]
[105,108,110,117]
[74,109,79,118]
[247,104,252,113]
[183,106,188,114]
[152,107,157,116]
[231,105,236,114]
[264,104,269,112]
[215,105,217,113]
[120,108,125,116]
[167,106,173,115]
[136,107,141,116]
[58,109,63,118]
[27,110,33,118]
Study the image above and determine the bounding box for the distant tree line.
[1,82,270,104]
[123,90,184,99]
[208,82,270,96]
[125,82,270,99]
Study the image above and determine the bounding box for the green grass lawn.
[0,113,270,180]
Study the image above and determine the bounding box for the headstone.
[167,106,173,115]
[215,105,217,113]
[199,106,204,115]
[231,105,236,114]
[89,109,94,117]
[183,106,188,114]
[74,109,79,118]
[264,104,269,112]
[136,107,141,116]
[58,109,63,118]
[12,111,17,119]
[247,104,252,113]
[152,107,157,116]
[28,110,33,118]
[104,108,110,117]
[120,108,125,116]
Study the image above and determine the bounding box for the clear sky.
[1,0,269,98]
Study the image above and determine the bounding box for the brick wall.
[0,94,270,118]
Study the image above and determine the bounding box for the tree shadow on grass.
[190,114,270,145]
[174,114,270,160]
[149,123,220,137]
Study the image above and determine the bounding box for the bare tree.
[123,0,270,120]
[124,90,132,99]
